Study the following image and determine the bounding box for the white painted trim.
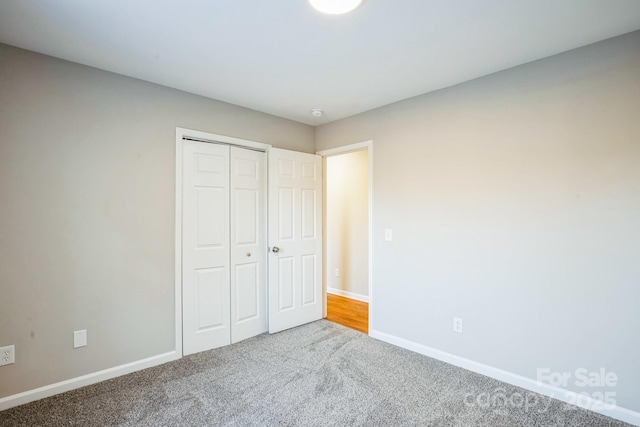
[317,140,374,333]
[175,129,184,358]
[327,287,369,303]
[0,351,178,412]
[176,127,271,152]
[175,128,272,356]
[321,156,329,319]
[316,141,371,157]
[367,143,374,332]
[370,329,640,426]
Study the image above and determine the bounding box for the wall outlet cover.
[453,317,463,334]
[0,345,15,366]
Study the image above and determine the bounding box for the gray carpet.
[0,320,628,426]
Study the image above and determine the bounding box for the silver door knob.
[272,246,280,253]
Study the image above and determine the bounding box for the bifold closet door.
[183,141,231,355]
[230,147,267,343]
[183,142,268,356]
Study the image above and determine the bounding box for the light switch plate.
[385,229,393,241]
[73,330,87,348]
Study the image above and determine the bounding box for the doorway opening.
[318,141,372,334]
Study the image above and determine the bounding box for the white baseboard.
[369,329,640,426]
[327,287,369,303]
[0,351,179,412]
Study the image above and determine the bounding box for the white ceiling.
[1,1,639,125]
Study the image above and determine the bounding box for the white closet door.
[230,147,267,343]
[268,148,323,333]
[182,141,230,355]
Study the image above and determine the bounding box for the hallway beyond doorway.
[326,293,368,334]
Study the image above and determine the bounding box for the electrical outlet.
[453,317,463,334]
[335,268,340,277]
[0,345,15,366]
[73,330,87,348]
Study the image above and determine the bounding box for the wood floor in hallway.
[326,293,368,334]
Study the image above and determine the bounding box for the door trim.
[175,127,272,357]
[317,140,374,334]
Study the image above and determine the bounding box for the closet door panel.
[230,147,267,343]
[182,142,231,355]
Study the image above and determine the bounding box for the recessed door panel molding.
[196,153,226,174]
[234,263,259,323]
[278,187,295,241]
[278,159,295,179]
[235,158,258,177]
[301,162,317,181]
[301,254,316,306]
[183,141,231,355]
[278,256,295,311]
[195,187,226,248]
[301,188,316,240]
[269,148,323,333]
[230,146,267,344]
[234,188,258,245]
[196,267,227,331]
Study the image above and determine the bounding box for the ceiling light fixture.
[311,109,324,117]
[309,0,362,15]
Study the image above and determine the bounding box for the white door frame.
[175,127,272,357]
[316,140,374,334]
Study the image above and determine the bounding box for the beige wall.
[0,43,314,398]
[326,150,369,299]
[316,31,640,411]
